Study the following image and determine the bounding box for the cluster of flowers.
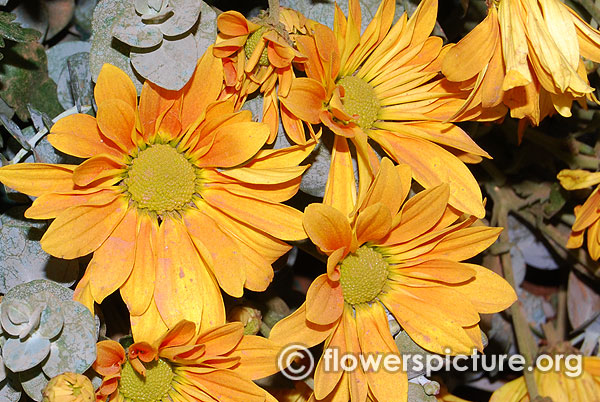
[2,0,600,400]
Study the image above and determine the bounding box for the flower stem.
[269,0,280,26]
[486,183,541,400]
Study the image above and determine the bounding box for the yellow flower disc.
[119,359,173,402]
[124,144,196,214]
[339,246,389,305]
[244,26,269,67]
[337,75,380,129]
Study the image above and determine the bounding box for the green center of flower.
[244,26,269,67]
[339,246,389,305]
[124,144,196,214]
[119,359,173,402]
[337,75,380,129]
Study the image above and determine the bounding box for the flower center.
[124,144,196,214]
[337,75,380,129]
[339,246,389,305]
[244,26,269,67]
[119,359,173,402]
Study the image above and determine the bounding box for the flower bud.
[42,372,94,402]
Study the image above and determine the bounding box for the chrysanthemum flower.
[213,9,307,143]
[442,0,600,136]
[93,320,281,402]
[269,158,517,401]
[278,0,501,217]
[490,353,600,401]
[558,169,600,259]
[0,53,311,343]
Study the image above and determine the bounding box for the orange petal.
[314,319,346,400]
[138,81,179,141]
[456,263,517,314]
[305,274,344,325]
[130,299,169,345]
[269,303,336,348]
[442,10,497,81]
[94,64,137,109]
[202,187,306,241]
[370,131,485,218]
[25,188,120,220]
[386,184,450,244]
[49,114,122,158]
[154,217,225,330]
[93,340,125,376]
[303,203,353,254]
[279,77,327,124]
[323,136,357,218]
[41,196,128,259]
[230,335,283,380]
[195,122,269,168]
[425,226,503,262]
[181,49,224,131]
[0,163,76,197]
[355,304,408,402]
[89,208,138,304]
[187,369,266,402]
[120,214,158,316]
[183,208,246,298]
[355,203,392,244]
[359,158,411,217]
[196,322,243,357]
[396,259,476,284]
[158,320,198,349]
[217,11,251,36]
[96,98,136,153]
[72,154,124,187]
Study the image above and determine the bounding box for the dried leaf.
[159,0,201,37]
[46,0,75,40]
[567,270,600,329]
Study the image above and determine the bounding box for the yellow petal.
[323,136,357,218]
[41,196,128,259]
[303,203,353,253]
[558,169,600,190]
[305,274,344,325]
[49,114,122,158]
[355,203,392,244]
[455,263,517,313]
[0,163,76,197]
[130,299,169,345]
[94,64,137,109]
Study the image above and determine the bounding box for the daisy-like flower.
[269,158,517,401]
[0,52,311,343]
[279,0,502,218]
[490,350,600,401]
[93,320,281,402]
[213,8,308,143]
[557,169,600,259]
[442,0,600,137]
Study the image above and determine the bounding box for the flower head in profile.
[442,0,600,138]
[279,0,500,218]
[0,51,312,343]
[557,169,600,259]
[213,8,307,142]
[269,158,517,401]
[93,321,281,402]
[490,348,600,401]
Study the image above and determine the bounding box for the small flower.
[93,321,281,402]
[270,158,517,401]
[490,351,600,401]
[278,0,496,217]
[558,169,600,259]
[42,373,94,402]
[0,51,312,343]
[213,9,307,143]
[442,0,600,138]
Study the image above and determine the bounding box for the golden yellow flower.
[0,52,312,343]
[490,354,600,401]
[213,9,307,143]
[278,0,500,218]
[270,158,517,401]
[443,0,600,138]
[42,372,94,402]
[558,169,600,259]
[93,321,281,402]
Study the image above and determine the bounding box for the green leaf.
[0,42,63,120]
[0,12,41,44]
